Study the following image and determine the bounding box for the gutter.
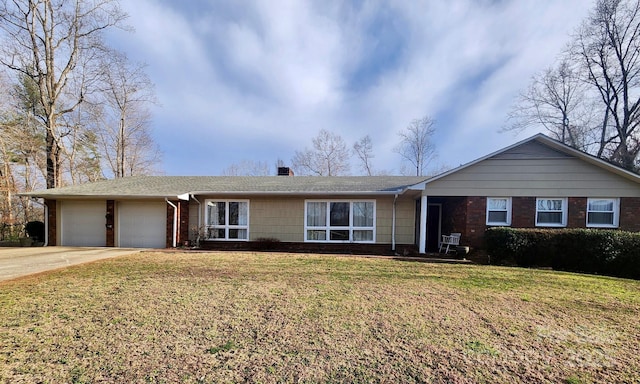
[165,198,177,248]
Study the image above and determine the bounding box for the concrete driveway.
[0,247,143,282]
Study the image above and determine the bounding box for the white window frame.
[204,200,250,241]
[535,198,567,227]
[486,197,512,226]
[304,199,376,243]
[586,198,619,228]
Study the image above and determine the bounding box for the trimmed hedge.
[485,227,640,280]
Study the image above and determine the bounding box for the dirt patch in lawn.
[0,251,638,383]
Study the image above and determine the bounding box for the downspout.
[165,198,177,248]
[43,200,48,246]
[392,193,398,253]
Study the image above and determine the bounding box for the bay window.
[536,198,567,227]
[305,200,375,242]
[587,198,619,228]
[205,200,249,240]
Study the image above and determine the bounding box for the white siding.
[426,158,640,197]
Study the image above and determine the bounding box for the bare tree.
[292,129,351,176]
[93,51,160,178]
[508,0,640,171]
[395,116,437,176]
[353,135,375,176]
[0,0,128,188]
[222,160,271,176]
[573,0,640,170]
[506,60,598,151]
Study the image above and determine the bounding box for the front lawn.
[0,251,638,383]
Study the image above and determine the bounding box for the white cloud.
[106,0,593,175]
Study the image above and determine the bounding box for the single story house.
[23,134,640,254]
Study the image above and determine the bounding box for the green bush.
[485,227,640,280]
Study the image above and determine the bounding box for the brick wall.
[166,200,190,247]
[464,197,485,248]
[620,197,640,231]
[200,240,417,256]
[511,197,536,228]
[177,200,189,246]
[567,197,587,228]
[45,199,56,246]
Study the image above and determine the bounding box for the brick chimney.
[277,167,294,176]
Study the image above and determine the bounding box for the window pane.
[207,228,225,239]
[229,229,248,239]
[238,202,248,225]
[353,230,373,241]
[307,202,326,227]
[488,211,507,223]
[330,229,349,241]
[488,198,507,210]
[588,212,614,225]
[353,202,374,227]
[538,199,562,211]
[207,202,226,225]
[330,202,350,226]
[229,202,239,225]
[537,212,562,224]
[588,200,613,212]
[307,230,326,240]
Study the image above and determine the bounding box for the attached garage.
[118,201,167,248]
[60,200,106,246]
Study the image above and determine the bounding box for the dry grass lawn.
[0,251,639,383]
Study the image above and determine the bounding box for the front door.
[426,204,441,252]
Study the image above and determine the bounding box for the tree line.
[222,116,438,177]
[0,0,160,238]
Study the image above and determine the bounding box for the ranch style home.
[23,134,640,254]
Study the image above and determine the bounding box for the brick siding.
[45,199,56,246]
[620,197,640,231]
[166,200,190,247]
[200,240,417,256]
[567,197,587,228]
[511,197,536,228]
[177,200,189,246]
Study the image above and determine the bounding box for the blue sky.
[105,0,591,176]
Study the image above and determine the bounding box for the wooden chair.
[439,233,461,254]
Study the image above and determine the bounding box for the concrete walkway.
[0,247,142,282]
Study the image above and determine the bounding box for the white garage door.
[61,201,106,246]
[118,201,166,248]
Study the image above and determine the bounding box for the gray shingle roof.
[23,176,429,198]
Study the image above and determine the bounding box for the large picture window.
[536,198,567,227]
[587,198,619,228]
[486,197,511,226]
[305,200,375,243]
[205,200,249,240]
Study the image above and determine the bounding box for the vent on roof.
[277,167,294,176]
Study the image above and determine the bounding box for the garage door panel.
[118,201,166,248]
[61,201,106,247]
